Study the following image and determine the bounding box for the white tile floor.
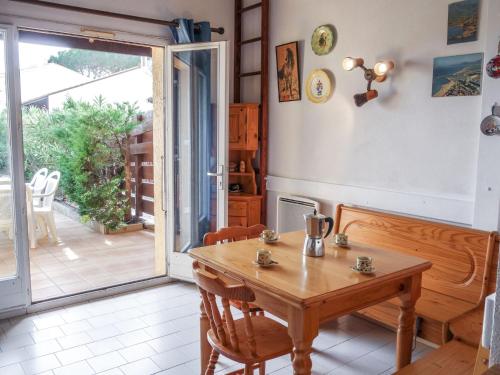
[0,282,433,374]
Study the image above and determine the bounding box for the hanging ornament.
[486,41,500,79]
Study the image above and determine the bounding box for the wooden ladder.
[234,0,269,224]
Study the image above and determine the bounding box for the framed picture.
[275,41,301,102]
[447,0,480,45]
[432,53,483,97]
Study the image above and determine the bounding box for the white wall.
[473,0,500,231]
[262,0,496,229]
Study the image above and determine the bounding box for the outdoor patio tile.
[33,286,64,301]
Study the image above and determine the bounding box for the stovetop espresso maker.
[303,209,334,257]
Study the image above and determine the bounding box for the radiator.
[276,194,320,233]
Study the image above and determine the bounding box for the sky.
[18,42,68,69]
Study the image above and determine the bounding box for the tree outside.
[48,49,141,79]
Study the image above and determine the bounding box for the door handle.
[207,172,223,177]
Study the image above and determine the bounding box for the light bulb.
[342,57,356,71]
[374,61,394,76]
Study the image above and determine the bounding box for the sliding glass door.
[166,42,228,281]
[0,25,30,310]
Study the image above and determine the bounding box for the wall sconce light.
[342,57,395,107]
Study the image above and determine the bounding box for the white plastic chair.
[29,168,48,207]
[33,171,60,243]
[25,186,37,249]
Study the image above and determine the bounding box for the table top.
[190,231,432,304]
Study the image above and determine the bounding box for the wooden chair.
[203,224,267,316]
[193,261,293,375]
[203,224,267,246]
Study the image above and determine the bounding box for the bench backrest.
[334,204,497,305]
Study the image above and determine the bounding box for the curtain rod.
[10,0,225,35]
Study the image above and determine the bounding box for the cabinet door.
[229,106,247,150]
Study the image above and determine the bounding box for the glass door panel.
[0,30,17,281]
[167,42,228,281]
[0,25,29,310]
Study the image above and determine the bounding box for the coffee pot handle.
[324,217,334,238]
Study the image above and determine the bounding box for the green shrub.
[1,98,139,230]
[23,107,61,180]
[49,97,140,230]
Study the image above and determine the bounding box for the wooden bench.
[334,204,498,346]
[394,339,477,374]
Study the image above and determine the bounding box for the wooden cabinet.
[228,194,262,227]
[229,104,258,151]
[228,103,262,227]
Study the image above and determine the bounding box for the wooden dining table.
[190,230,432,375]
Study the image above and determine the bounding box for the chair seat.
[208,316,293,364]
[33,206,51,213]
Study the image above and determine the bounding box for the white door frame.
[166,41,229,281]
[0,14,175,314]
[0,23,30,311]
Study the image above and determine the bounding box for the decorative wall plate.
[305,69,332,103]
[311,25,335,56]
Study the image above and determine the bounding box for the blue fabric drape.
[169,18,211,43]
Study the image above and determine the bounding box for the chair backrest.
[203,224,266,246]
[334,204,497,305]
[192,261,257,356]
[30,168,48,194]
[41,171,61,208]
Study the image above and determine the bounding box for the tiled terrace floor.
[0,212,159,301]
[0,282,433,375]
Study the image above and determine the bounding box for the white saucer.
[252,260,279,268]
[259,235,280,244]
[351,266,376,275]
[333,243,350,249]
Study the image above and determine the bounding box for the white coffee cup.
[334,233,348,246]
[356,256,373,272]
[256,249,272,265]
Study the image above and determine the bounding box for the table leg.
[200,301,210,374]
[396,274,422,370]
[287,305,319,375]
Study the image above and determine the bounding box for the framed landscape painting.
[432,53,483,97]
[275,41,301,102]
[447,0,480,45]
